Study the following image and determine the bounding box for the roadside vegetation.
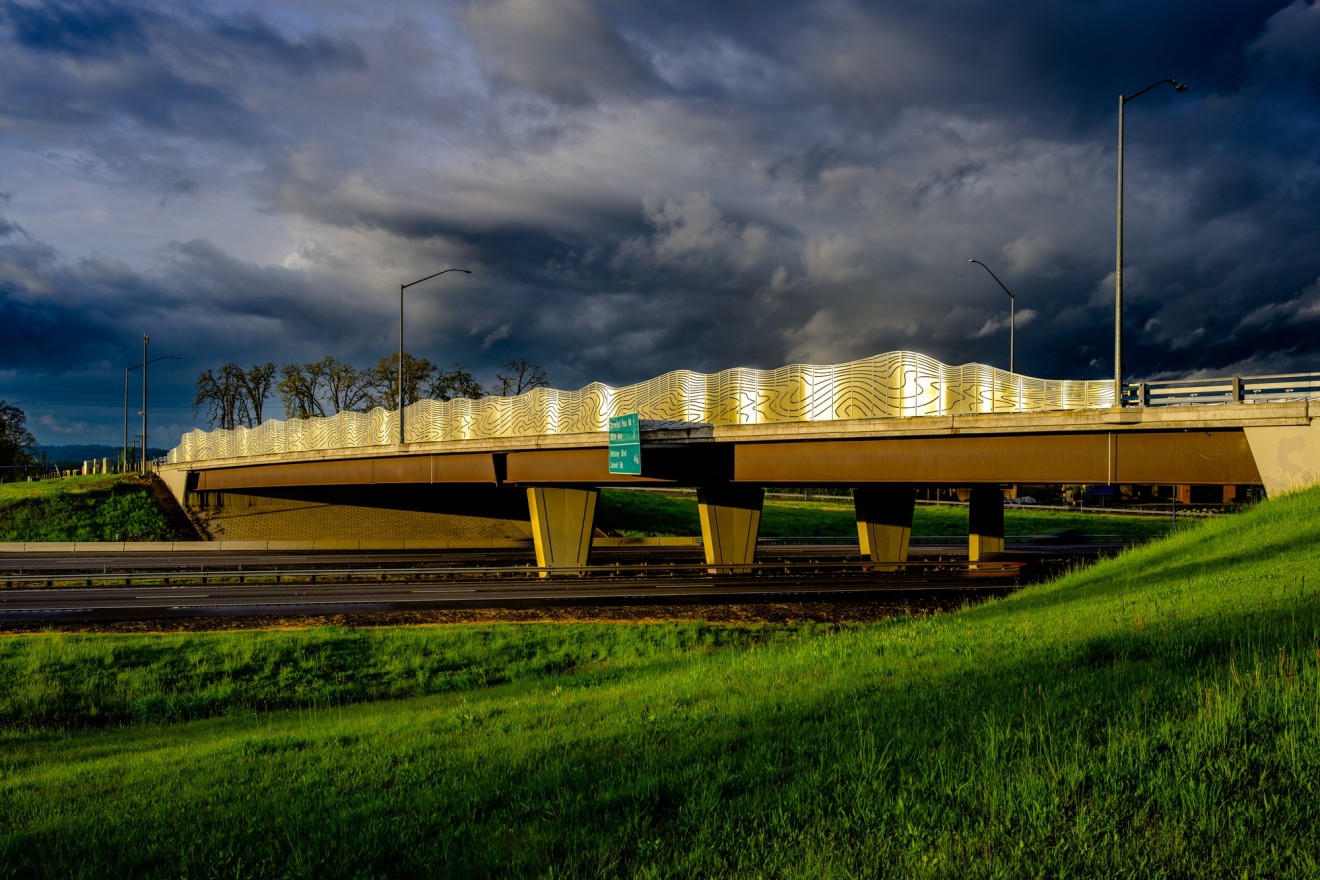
[596,487,1179,540]
[2,486,1317,877]
[0,474,175,542]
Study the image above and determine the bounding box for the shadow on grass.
[5,591,1318,878]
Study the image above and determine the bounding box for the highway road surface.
[0,561,1022,624]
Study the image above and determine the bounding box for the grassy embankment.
[597,488,1177,540]
[1,488,1317,876]
[0,474,174,542]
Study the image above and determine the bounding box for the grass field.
[597,487,1178,540]
[1,487,1316,876]
[0,474,174,542]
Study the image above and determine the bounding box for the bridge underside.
[161,405,1320,571]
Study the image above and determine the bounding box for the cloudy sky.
[2,0,1318,448]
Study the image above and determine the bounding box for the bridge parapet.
[1125,372,1320,407]
[169,351,1113,464]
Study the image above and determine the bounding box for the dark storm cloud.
[0,0,364,139]
[0,222,136,372]
[3,0,148,57]
[2,0,1319,446]
[2,0,364,72]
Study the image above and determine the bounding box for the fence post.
[1230,376,1242,404]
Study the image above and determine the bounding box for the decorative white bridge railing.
[166,351,1320,466]
[169,352,1112,464]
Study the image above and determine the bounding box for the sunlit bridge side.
[169,352,1116,464]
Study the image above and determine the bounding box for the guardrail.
[1123,373,1320,407]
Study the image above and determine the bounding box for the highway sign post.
[608,413,641,475]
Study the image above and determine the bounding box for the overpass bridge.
[160,351,1320,572]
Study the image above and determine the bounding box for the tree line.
[0,400,37,469]
[193,355,548,430]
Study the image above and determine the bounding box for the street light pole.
[397,268,472,445]
[1116,77,1187,407]
[968,259,1016,373]
[125,354,181,473]
[123,366,130,472]
[141,334,149,475]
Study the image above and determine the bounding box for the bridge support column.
[968,486,1005,561]
[854,485,914,564]
[697,485,764,572]
[527,487,598,576]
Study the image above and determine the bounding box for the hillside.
[0,486,1316,876]
[0,474,197,541]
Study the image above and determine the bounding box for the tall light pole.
[141,334,149,475]
[398,268,471,445]
[125,354,180,473]
[1116,77,1187,407]
[968,259,1016,373]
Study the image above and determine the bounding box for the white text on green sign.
[608,413,642,475]
[608,413,639,443]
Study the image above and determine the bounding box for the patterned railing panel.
[167,351,1115,464]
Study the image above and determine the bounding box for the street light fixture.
[1115,77,1187,406]
[968,259,1016,374]
[398,268,472,445]
[125,353,181,473]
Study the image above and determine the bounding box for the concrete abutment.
[180,484,534,545]
[1244,419,1320,498]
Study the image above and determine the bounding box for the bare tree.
[236,362,275,426]
[193,362,275,429]
[200,354,545,428]
[427,363,485,401]
[323,357,373,413]
[277,360,327,419]
[193,363,243,430]
[494,358,549,396]
[368,353,437,411]
[278,357,371,419]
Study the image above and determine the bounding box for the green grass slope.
[0,474,175,542]
[1,488,1317,877]
[597,487,1176,539]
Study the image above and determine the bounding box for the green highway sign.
[608,413,641,475]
